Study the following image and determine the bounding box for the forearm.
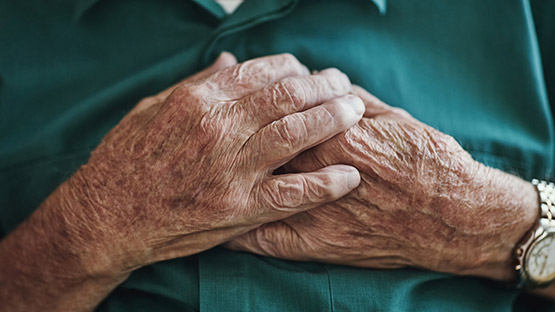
[0,181,128,312]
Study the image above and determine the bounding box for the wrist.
[461,163,538,282]
[54,169,145,278]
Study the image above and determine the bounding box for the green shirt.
[1,0,555,310]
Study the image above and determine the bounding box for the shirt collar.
[73,0,386,20]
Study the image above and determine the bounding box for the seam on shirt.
[324,264,335,312]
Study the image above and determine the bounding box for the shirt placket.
[195,1,336,310]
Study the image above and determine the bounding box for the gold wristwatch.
[514,179,555,288]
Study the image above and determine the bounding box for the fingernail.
[346,168,361,189]
[349,96,365,115]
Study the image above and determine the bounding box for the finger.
[205,53,310,100]
[224,221,305,260]
[239,68,352,130]
[284,126,364,174]
[351,85,412,119]
[252,165,360,222]
[131,52,238,114]
[246,94,364,169]
[284,148,330,173]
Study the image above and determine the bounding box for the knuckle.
[168,84,204,105]
[312,173,341,200]
[333,71,351,90]
[320,104,340,126]
[162,84,210,124]
[270,115,308,151]
[262,177,306,210]
[279,52,297,61]
[273,78,307,112]
[223,61,275,89]
[232,62,251,79]
[240,55,301,84]
[320,67,342,76]
[277,53,307,75]
[325,97,356,128]
[321,68,349,84]
[278,53,300,66]
[197,110,227,140]
[341,124,367,150]
[314,71,351,97]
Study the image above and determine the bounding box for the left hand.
[225,86,539,281]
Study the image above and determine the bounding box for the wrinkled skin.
[227,86,538,280]
[0,53,365,311]
[62,53,366,275]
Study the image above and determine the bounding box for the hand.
[0,53,365,312]
[55,53,364,276]
[226,86,539,281]
[0,51,241,312]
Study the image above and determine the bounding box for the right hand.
[50,53,364,278]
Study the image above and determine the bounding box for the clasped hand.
[54,53,534,283]
[1,53,542,312]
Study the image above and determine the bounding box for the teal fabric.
[1,0,554,310]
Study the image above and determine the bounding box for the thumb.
[224,221,307,260]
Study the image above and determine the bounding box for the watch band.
[514,179,555,288]
[534,179,555,224]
